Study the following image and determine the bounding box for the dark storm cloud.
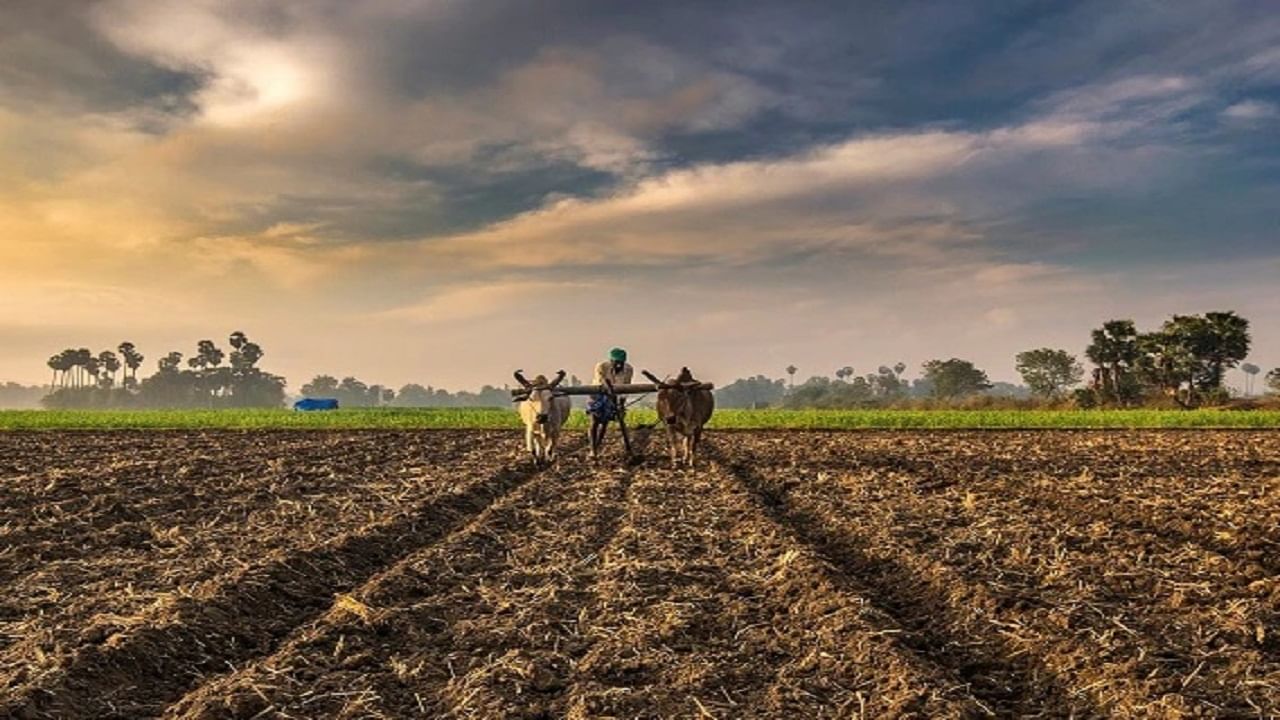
[0,1,198,117]
[2,1,1279,387]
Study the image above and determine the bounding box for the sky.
[2,0,1278,390]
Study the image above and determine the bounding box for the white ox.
[514,370,572,466]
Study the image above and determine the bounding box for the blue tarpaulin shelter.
[294,398,339,411]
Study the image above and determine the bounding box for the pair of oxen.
[513,368,714,468]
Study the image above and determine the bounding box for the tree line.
[297,375,517,408]
[41,332,286,409]
[0,383,46,409]
[715,359,1026,409]
[21,308,1279,411]
[719,310,1277,409]
[297,373,603,408]
[1078,311,1257,408]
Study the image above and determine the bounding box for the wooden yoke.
[509,381,714,401]
[507,368,714,466]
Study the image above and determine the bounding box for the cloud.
[374,280,600,325]
[90,1,352,127]
[406,100,1181,272]
[2,1,1279,390]
[1221,99,1278,123]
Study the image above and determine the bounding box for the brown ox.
[514,370,571,466]
[647,367,714,468]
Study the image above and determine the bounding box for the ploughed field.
[1,430,1278,718]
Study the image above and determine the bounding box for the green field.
[3,407,1280,430]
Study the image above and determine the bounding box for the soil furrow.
[3,448,547,720]
[789,434,1280,679]
[0,433,458,577]
[4,429,1277,718]
[803,461,1280,713]
[724,434,1280,716]
[968,471,1280,578]
[709,442,1099,718]
[566,453,980,718]
[162,440,609,719]
[431,463,640,718]
[0,433,494,694]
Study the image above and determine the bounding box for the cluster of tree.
[713,376,787,409]
[0,383,46,409]
[22,307,1274,413]
[782,364,914,408]
[728,309,1273,411]
[1080,311,1253,407]
[46,344,143,390]
[717,361,1017,409]
[1015,348,1084,399]
[42,332,286,409]
[1010,310,1272,407]
[300,376,396,407]
[394,383,513,408]
[298,376,516,408]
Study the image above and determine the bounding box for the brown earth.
[1,430,1278,718]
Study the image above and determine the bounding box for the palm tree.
[229,332,264,370]
[83,354,101,388]
[62,349,77,388]
[47,354,63,389]
[119,342,142,388]
[48,351,74,389]
[1199,311,1251,392]
[158,351,184,373]
[785,365,798,391]
[54,350,75,388]
[1085,320,1140,405]
[98,351,121,388]
[188,340,224,371]
[1241,363,1261,396]
[67,348,92,388]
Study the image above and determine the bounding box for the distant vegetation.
[0,383,46,409]
[4,408,1280,431]
[16,308,1275,413]
[1077,311,1252,408]
[755,310,1270,411]
[298,375,517,408]
[40,332,286,409]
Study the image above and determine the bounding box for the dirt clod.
[1,429,1277,718]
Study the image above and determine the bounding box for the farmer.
[587,347,634,459]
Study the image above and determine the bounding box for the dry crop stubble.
[1,429,1278,718]
[2,431,548,719]
[718,431,1280,717]
[570,443,983,718]
[163,432,629,719]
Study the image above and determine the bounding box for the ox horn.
[513,369,533,390]
[549,370,567,388]
[641,370,676,389]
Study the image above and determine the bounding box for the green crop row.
[3,407,1280,430]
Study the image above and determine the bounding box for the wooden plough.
[511,371,714,461]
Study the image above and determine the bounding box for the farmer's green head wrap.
[609,347,627,363]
